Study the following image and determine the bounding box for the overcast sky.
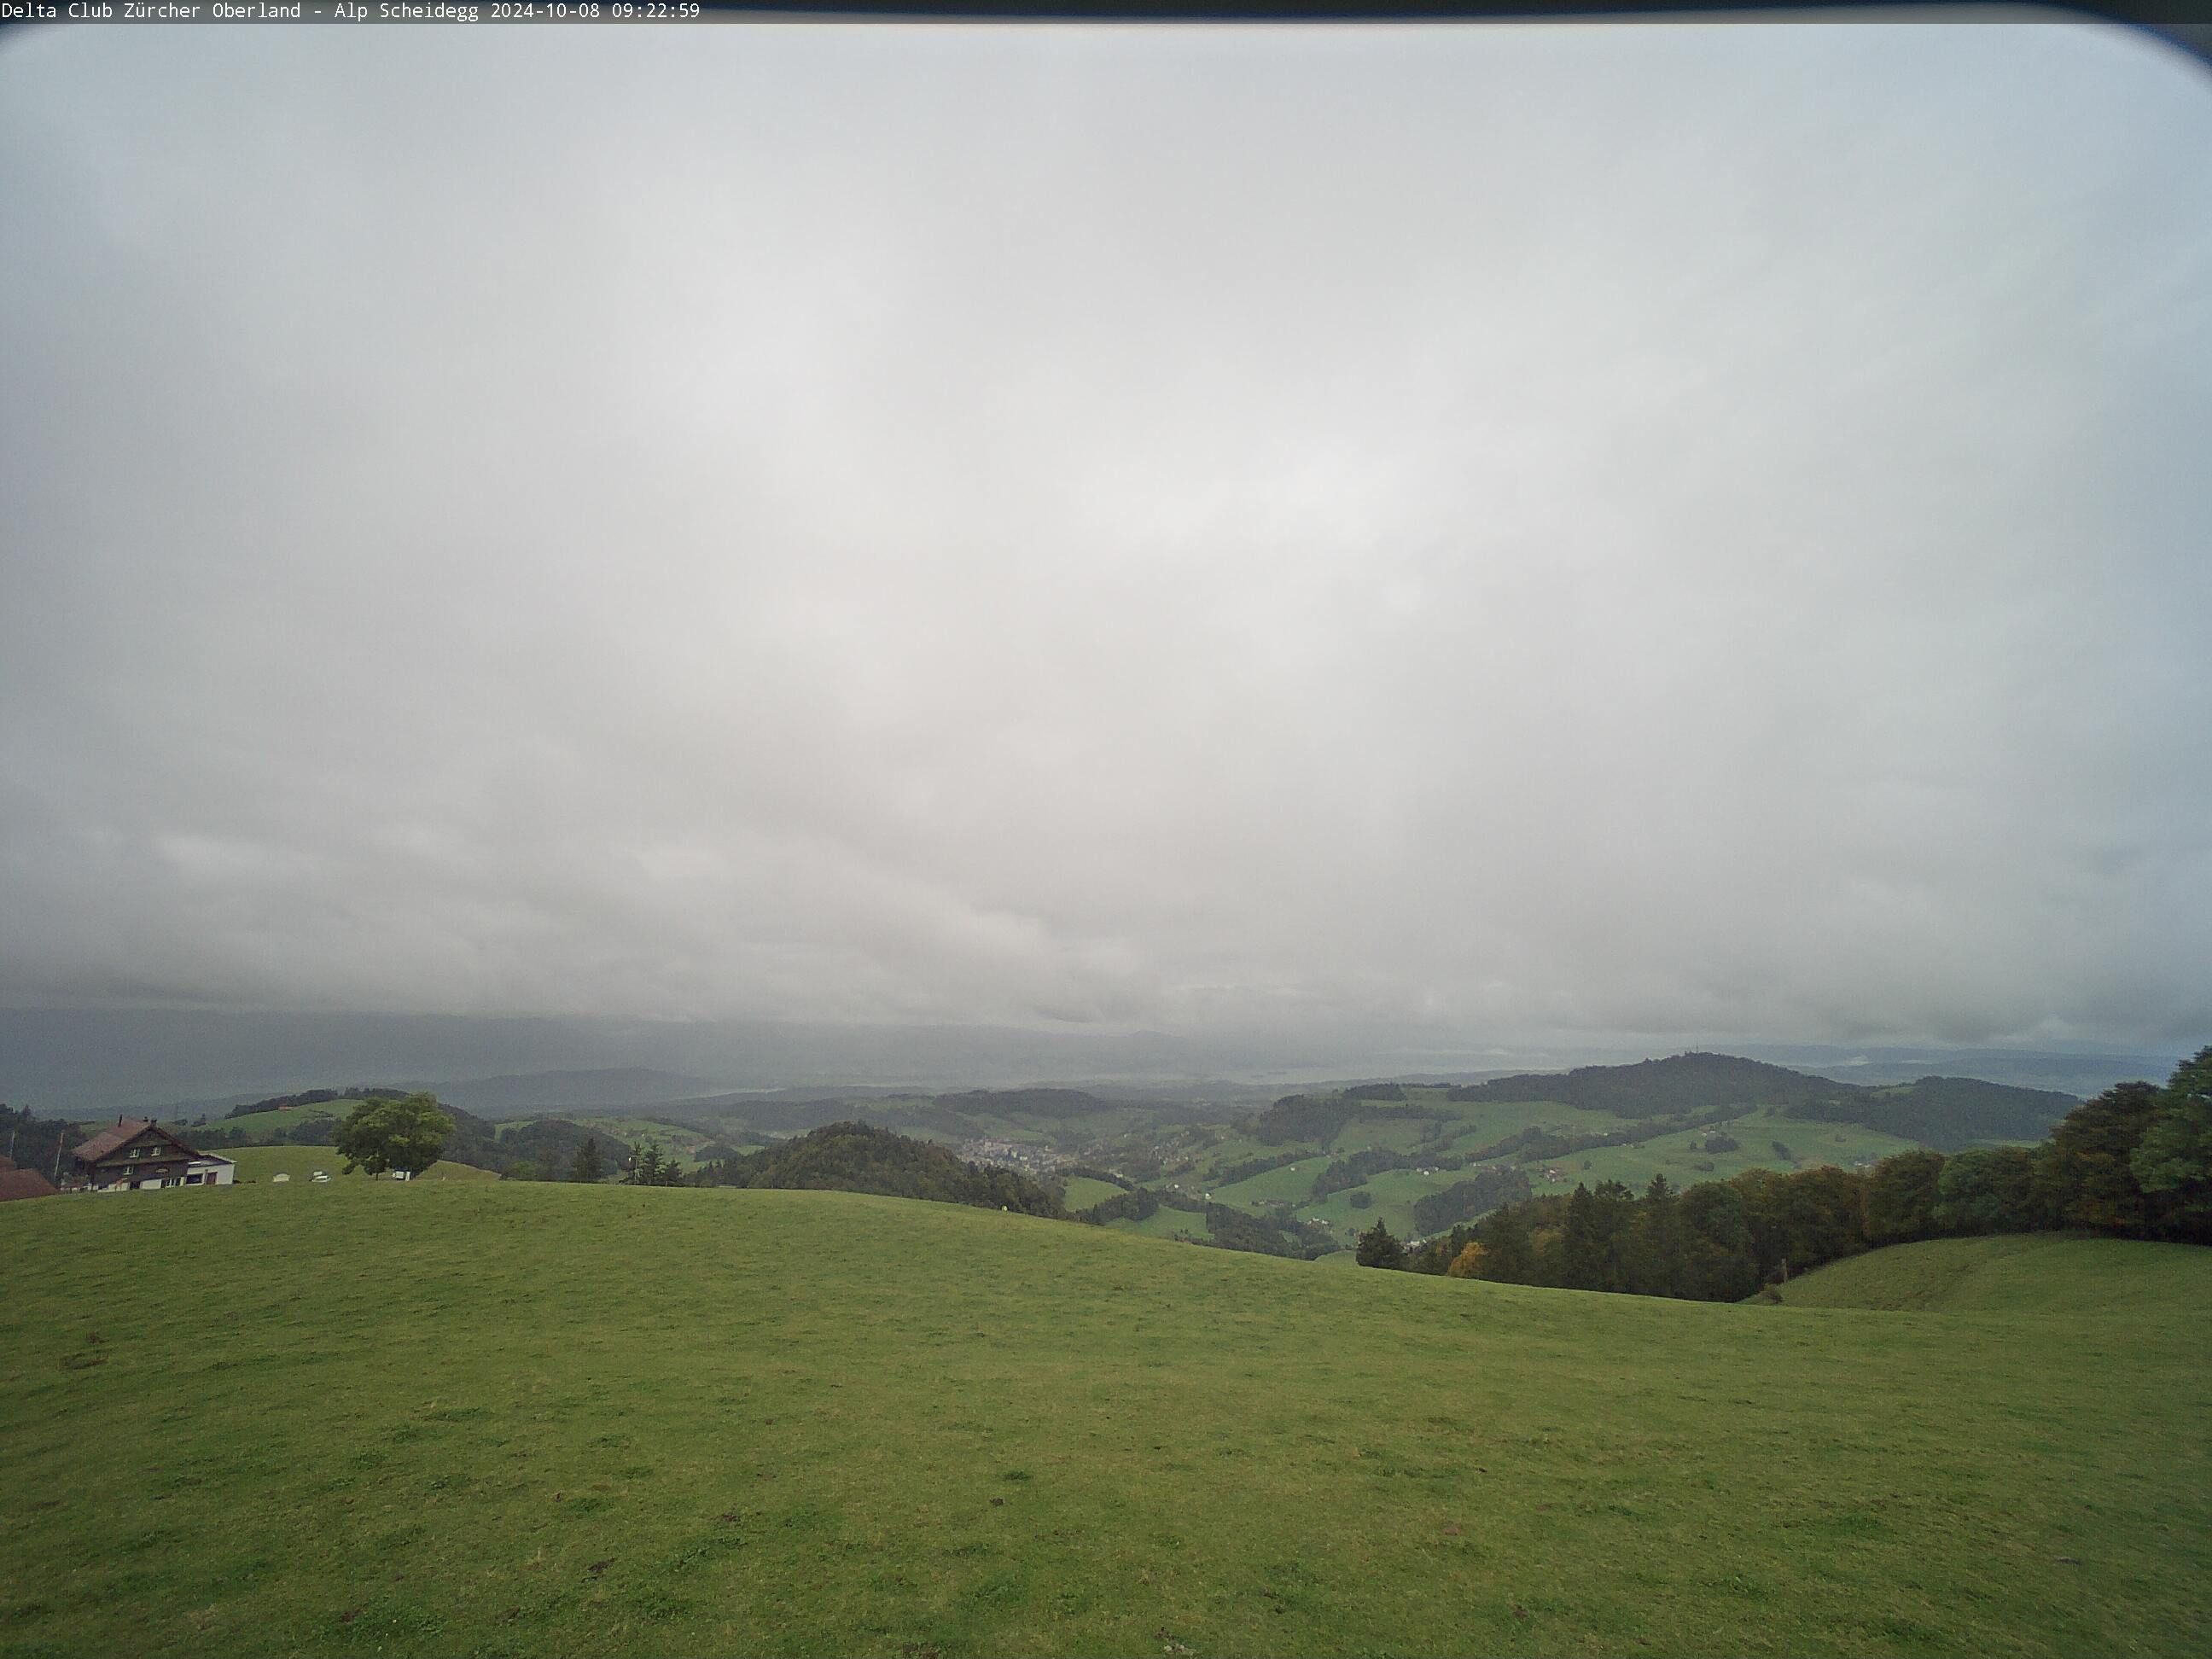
[1,18,2207,1060]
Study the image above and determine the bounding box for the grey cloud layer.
[2,21,2208,1050]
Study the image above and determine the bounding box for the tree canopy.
[334,1092,452,1177]
[1355,1219,1406,1269]
[2131,1046,2212,1242]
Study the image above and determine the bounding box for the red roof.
[0,1167,58,1202]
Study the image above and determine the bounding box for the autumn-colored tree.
[1445,1240,1487,1278]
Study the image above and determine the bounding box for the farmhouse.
[69,1119,235,1192]
[0,1155,59,1202]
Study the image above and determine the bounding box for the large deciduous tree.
[2034,1082,2163,1236]
[2132,1047,2212,1242]
[334,1092,452,1178]
[1863,1150,1947,1245]
[1445,1240,1488,1279]
[1679,1181,1761,1301]
[1932,1145,2040,1236]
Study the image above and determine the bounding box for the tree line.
[224,1086,413,1120]
[1354,1049,2212,1295]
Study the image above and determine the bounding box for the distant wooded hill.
[1254,1051,2079,1153]
[224,1085,411,1119]
[696,1121,1067,1218]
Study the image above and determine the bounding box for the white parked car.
[311,1170,331,1183]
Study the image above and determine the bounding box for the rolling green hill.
[3,1184,2206,1657]
[1161,1054,2089,1244]
[697,1121,1065,1217]
[1766,1233,2210,1315]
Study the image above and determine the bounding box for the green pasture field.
[1199,1161,1324,1208]
[4,1185,2208,1659]
[1768,1234,2212,1316]
[1103,1204,1213,1242]
[176,1103,344,1139]
[1185,1094,2005,1243]
[1465,1105,1922,1199]
[557,1120,719,1169]
[223,1145,497,1185]
[1002,1107,1156,1142]
[1295,1167,1460,1238]
[1329,1115,1432,1152]
[1057,1177,1125,1212]
[1185,1132,1273,1172]
[1430,1098,1635,1139]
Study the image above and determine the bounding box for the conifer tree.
[1561,1184,1604,1289]
[1355,1218,1406,1269]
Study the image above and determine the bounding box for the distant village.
[955,1136,1068,1180]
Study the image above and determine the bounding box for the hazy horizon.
[3,20,2209,1072]
[0,1004,2186,1117]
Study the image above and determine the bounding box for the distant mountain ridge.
[1441,1051,2076,1152]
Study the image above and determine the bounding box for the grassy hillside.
[224,1145,498,1185]
[1767,1234,2212,1315]
[1057,1176,1125,1211]
[3,1187,2206,1658]
[1165,1075,1984,1245]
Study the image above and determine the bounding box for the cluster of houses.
[0,1119,236,1202]
[957,1136,1067,1179]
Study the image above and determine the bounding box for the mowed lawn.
[2,1187,2208,1659]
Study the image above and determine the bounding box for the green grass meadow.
[223,1146,498,1185]
[1056,1177,1125,1213]
[169,1105,345,1140]
[1177,1095,1948,1237]
[1104,1205,1213,1242]
[1769,1234,2211,1316]
[3,1185,2207,1658]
